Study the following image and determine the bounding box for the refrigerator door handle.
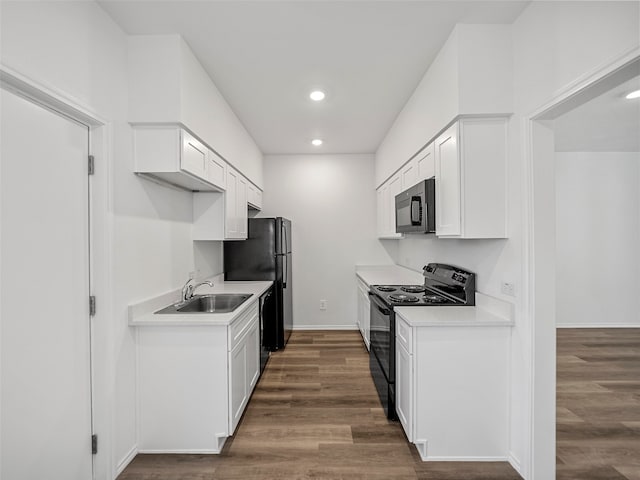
[283,221,289,254]
[283,253,288,288]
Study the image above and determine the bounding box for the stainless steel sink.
[155,294,252,314]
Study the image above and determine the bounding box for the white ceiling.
[554,75,640,152]
[99,1,529,155]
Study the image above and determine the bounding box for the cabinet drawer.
[228,301,258,350]
[396,314,413,355]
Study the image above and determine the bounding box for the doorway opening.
[527,55,640,479]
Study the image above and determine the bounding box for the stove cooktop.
[371,285,460,306]
[370,263,476,307]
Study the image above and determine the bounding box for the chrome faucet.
[181,278,214,302]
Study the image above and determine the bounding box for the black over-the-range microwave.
[394,177,436,234]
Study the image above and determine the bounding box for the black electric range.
[368,263,476,419]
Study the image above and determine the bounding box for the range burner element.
[401,285,426,293]
[423,293,448,304]
[388,293,420,303]
[376,286,397,292]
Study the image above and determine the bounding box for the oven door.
[369,293,394,383]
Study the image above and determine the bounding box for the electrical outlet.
[319,299,327,311]
[501,282,516,297]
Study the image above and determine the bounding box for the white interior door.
[1,89,93,479]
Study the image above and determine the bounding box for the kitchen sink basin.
[155,294,252,314]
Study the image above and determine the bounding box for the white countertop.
[128,281,273,326]
[355,264,424,286]
[395,293,514,327]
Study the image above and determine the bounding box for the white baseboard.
[292,325,359,331]
[557,324,640,328]
[423,455,510,462]
[137,448,221,454]
[116,445,138,476]
[508,451,523,477]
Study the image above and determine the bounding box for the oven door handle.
[369,292,390,316]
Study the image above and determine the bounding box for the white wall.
[555,152,640,327]
[0,1,224,475]
[128,35,264,188]
[375,24,512,187]
[262,154,394,329]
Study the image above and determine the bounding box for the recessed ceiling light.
[311,139,323,146]
[309,90,326,102]
[626,89,640,99]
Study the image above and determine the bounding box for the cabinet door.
[357,288,371,350]
[376,186,385,237]
[206,150,226,190]
[225,169,239,238]
[363,293,370,350]
[435,124,461,236]
[246,321,260,392]
[416,143,435,181]
[181,131,208,179]
[401,159,418,190]
[247,183,256,207]
[356,288,364,335]
[229,339,247,434]
[396,341,413,441]
[387,173,403,235]
[237,175,248,239]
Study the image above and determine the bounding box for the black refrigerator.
[224,217,292,350]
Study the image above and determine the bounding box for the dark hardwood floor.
[118,330,521,479]
[556,328,640,480]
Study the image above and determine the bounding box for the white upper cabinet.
[134,126,226,192]
[401,160,419,191]
[415,143,435,182]
[376,172,403,239]
[435,117,508,239]
[181,130,208,179]
[235,173,248,239]
[435,125,462,236]
[128,35,264,190]
[193,165,250,241]
[206,150,227,190]
[247,183,263,211]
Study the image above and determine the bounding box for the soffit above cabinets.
[98,1,528,155]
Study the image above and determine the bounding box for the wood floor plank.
[557,328,640,480]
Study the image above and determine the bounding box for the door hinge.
[89,296,96,317]
[88,155,95,175]
[92,434,98,455]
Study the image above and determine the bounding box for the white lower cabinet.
[395,312,510,461]
[395,314,413,440]
[356,277,371,350]
[137,302,260,453]
[229,314,260,433]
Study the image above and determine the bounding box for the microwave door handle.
[410,197,422,225]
